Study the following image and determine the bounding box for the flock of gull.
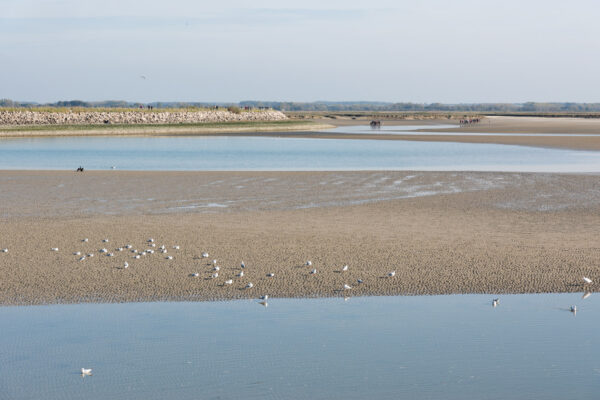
[1,240,596,378]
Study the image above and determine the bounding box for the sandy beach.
[1,170,599,305]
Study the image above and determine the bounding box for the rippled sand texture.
[1,171,599,305]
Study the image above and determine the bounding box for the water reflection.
[1,293,599,400]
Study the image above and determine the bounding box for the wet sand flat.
[1,170,599,305]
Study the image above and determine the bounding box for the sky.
[1,0,600,103]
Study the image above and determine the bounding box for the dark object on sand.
[104,119,110,124]
[76,166,84,172]
[370,120,381,128]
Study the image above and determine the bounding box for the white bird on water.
[343,284,352,290]
[492,298,499,307]
[260,295,269,301]
[81,368,92,376]
[570,305,577,314]
[310,269,317,274]
[342,265,348,272]
[246,282,254,289]
[388,271,396,278]
[202,252,209,258]
[583,277,593,284]
[225,279,233,285]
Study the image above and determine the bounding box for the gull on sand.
[246,282,254,289]
[388,271,396,277]
[267,273,275,277]
[241,261,245,269]
[343,284,352,290]
[342,265,348,272]
[225,279,233,285]
[306,261,312,266]
[310,269,317,274]
[583,277,593,284]
[202,252,209,258]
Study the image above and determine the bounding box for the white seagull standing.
[306,261,312,267]
[310,269,317,274]
[246,282,254,289]
[583,277,593,284]
[343,284,352,290]
[202,252,209,258]
[388,271,396,278]
[224,279,233,285]
[1,248,7,253]
[238,271,244,277]
[211,273,219,279]
[342,265,349,272]
[51,248,59,252]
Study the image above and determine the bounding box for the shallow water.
[1,135,600,172]
[1,294,599,400]
[326,124,600,136]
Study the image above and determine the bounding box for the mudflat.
[1,170,599,305]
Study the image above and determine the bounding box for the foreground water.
[2,294,599,400]
[1,134,600,172]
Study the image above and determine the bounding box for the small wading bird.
[212,259,217,265]
[310,269,317,274]
[357,279,363,284]
[213,266,220,271]
[74,251,81,255]
[246,282,254,289]
[342,265,348,272]
[148,239,154,243]
[87,253,94,257]
[123,262,129,269]
[79,256,86,262]
[212,273,219,279]
[166,256,173,260]
[102,239,109,243]
[81,368,92,376]
[82,238,88,242]
[388,271,396,278]
[173,245,180,250]
[306,261,312,267]
[191,273,199,277]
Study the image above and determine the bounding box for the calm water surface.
[1,134,600,172]
[1,294,599,400]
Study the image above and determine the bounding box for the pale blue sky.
[2,0,599,103]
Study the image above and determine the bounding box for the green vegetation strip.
[0,120,315,132]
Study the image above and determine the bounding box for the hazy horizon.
[3,0,600,103]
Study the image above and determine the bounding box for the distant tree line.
[3,98,600,113]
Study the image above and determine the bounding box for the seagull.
[224,279,233,285]
[238,271,244,277]
[191,272,199,277]
[213,266,220,271]
[492,298,499,307]
[99,248,107,253]
[241,261,245,269]
[51,248,59,252]
[159,245,165,250]
[107,253,114,257]
[150,243,156,248]
[388,271,396,278]
[166,256,173,260]
[583,292,592,300]
[212,259,217,265]
[134,255,140,259]
[116,248,123,252]
[123,262,129,269]
[148,239,154,243]
[74,251,81,255]
[357,279,363,284]
[260,295,269,301]
[310,269,317,274]
[306,261,312,267]
[211,273,219,279]
[102,239,109,243]
[81,368,92,376]
[87,253,94,257]
[342,265,348,272]
[202,252,209,258]
[570,305,577,314]
[82,238,89,242]
[173,245,180,250]
[1,248,7,253]
[246,282,254,289]
[79,256,86,262]
[583,277,593,284]
[343,284,352,290]
[125,245,132,249]
[267,273,275,277]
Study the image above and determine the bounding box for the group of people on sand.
[459,118,480,125]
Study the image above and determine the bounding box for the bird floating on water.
[492,298,499,307]
[388,271,396,278]
[583,277,593,284]
[342,265,348,272]
[583,292,592,300]
[260,295,269,301]
[570,305,577,314]
[343,284,352,290]
[81,368,92,376]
